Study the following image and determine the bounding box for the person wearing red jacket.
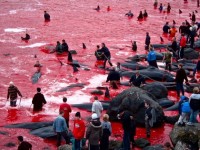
[73,112,85,150]
[59,97,72,128]
[179,34,187,59]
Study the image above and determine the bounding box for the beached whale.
[107,87,164,127]
[121,62,147,70]
[127,52,164,61]
[164,103,179,111]
[56,83,86,92]
[121,67,175,82]
[72,102,110,111]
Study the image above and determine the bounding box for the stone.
[135,138,150,148]
[109,140,122,150]
[174,141,190,150]
[58,144,72,150]
[143,144,165,150]
[170,124,200,149]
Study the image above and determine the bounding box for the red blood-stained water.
[0,0,199,149]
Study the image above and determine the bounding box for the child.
[177,97,190,126]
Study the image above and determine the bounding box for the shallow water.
[0,0,199,149]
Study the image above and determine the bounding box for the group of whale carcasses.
[106,39,200,125]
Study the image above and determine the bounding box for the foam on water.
[18,43,47,48]
[67,90,91,104]
[84,74,107,88]
[4,28,27,33]
[9,10,17,14]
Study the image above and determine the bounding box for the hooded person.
[178,96,189,115]
[177,96,190,126]
[86,113,102,150]
[7,82,22,107]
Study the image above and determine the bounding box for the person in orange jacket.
[73,112,85,150]
[169,25,177,38]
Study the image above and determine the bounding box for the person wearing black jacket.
[101,43,112,68]
[170,37,178,57]
[179,22,187,35]
[145,32,151,50]
[106,67,120,82]
[44,11,50,21]
[61,39,69,52]
[129,71,145,87]
[189,26,197,48]
[175,64,188,97]
[32,87,46,111]
[17,136,32,150]
[163,22,170,34]
[118,110,135,150]
[95,45,104,60]
[191,12,196,23]
[21,33,30,41]
[106,67,120,88]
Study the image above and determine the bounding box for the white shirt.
[92,100,103,118]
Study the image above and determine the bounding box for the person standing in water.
[7,82,22,107]
[44,11,50,21]
[145,32,151,50]
[32,87,47,111]
[101,43,113,69]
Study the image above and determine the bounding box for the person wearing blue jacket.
[53,111,70,147]
[147,45,158,68]
[177,96,190,126]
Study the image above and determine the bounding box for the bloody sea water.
[0,0,199,149]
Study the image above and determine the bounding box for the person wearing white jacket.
[92,96,103,119]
